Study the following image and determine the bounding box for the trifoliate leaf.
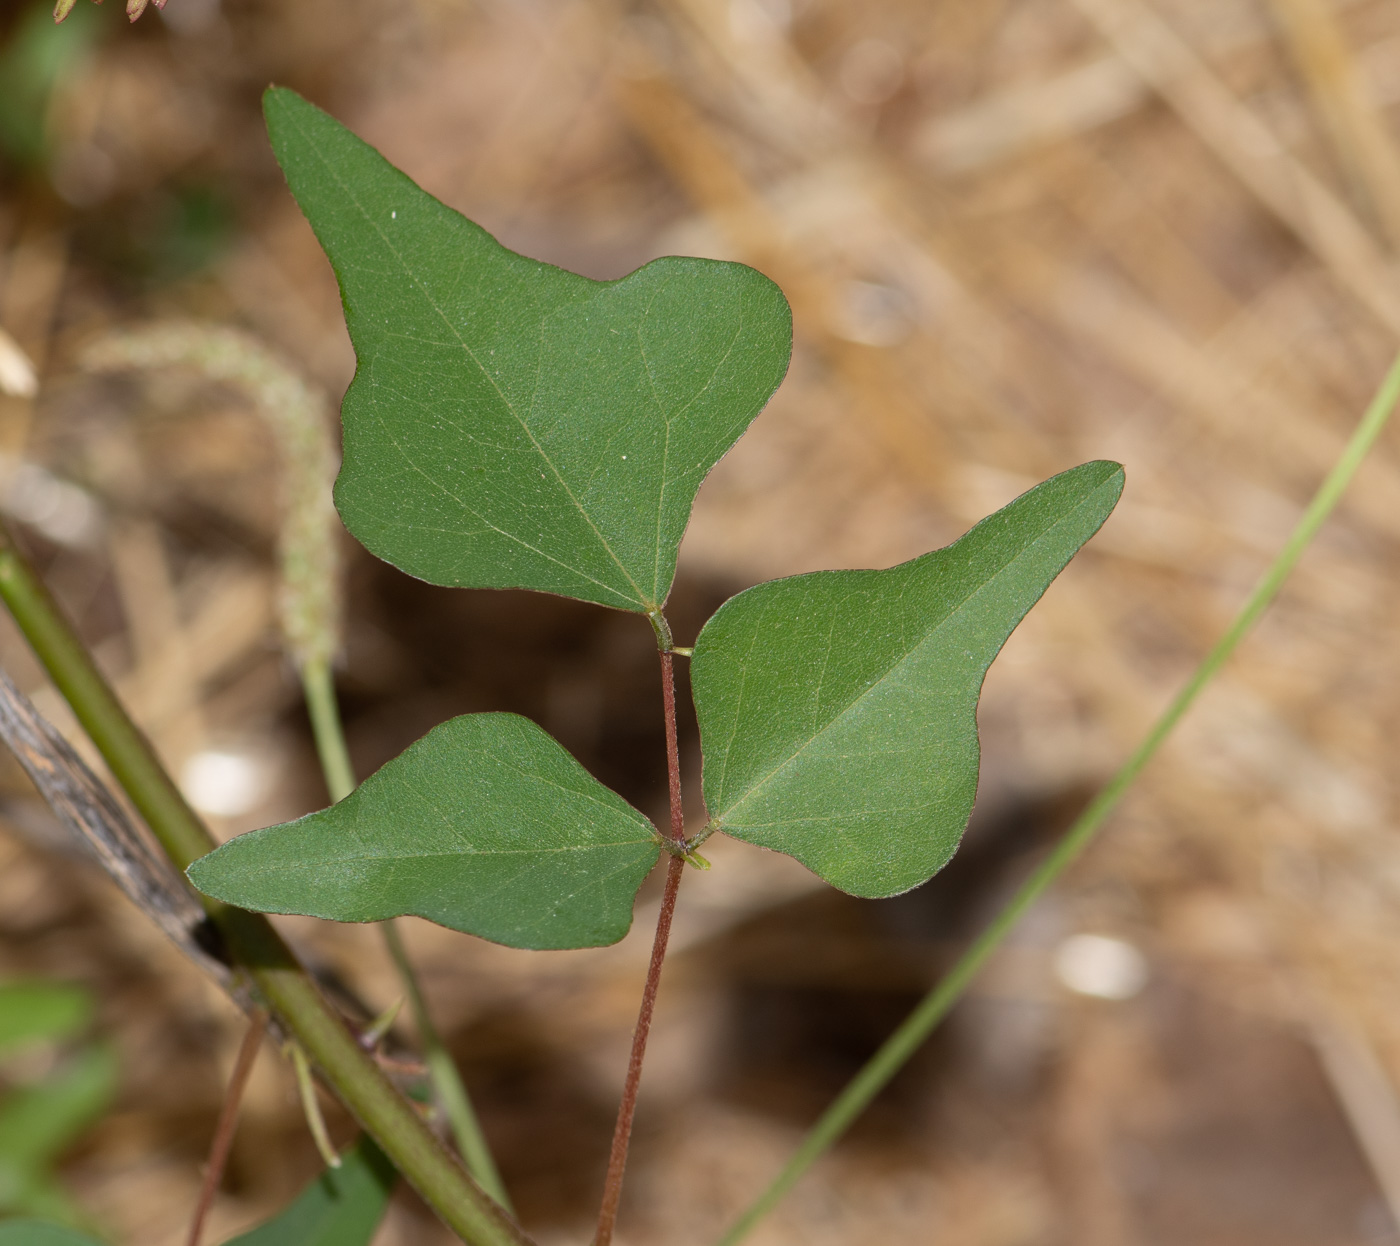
[691,461,1124,898]
[264,87,791,614]
[188,713,660,950]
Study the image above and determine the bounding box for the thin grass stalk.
[715,349,1400,1246]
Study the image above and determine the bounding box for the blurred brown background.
[3,0,1400,1242]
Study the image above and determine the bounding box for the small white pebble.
[1054,933,1148,1000]
[180,750,271,817]
[0,329,37,398]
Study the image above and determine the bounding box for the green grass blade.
[715,349,1400,1246]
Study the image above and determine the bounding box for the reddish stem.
[187,1011,268,1246]
[658,650,686,845]
[593,648,689,1246]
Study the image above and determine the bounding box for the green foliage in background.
[0,985,90,1055]
[0,0,103,170]
[0,1221,103,1246]
[0,982,116,1233]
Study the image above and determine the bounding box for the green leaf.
[188,713,660,950]
[0,985,91,1058]
[0,1046,117,1211]
[264,87,791,614]
[691,461,1124,898]
[223,1138,396,1246]
[0,1221,103,1246]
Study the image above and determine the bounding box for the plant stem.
[715,350,1400,1246]
[0,534,214,874]
[299,658,513,1210]
[0,525,533,1246]
[187,1010,267,1246]
[595,855,684,1246]
[658,650,686,845]
[381,920,513,1211]
[300,658,357,804]
[593,645,689,1246]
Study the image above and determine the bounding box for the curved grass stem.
[715,349,1400,1246]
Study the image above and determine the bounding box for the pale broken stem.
[714,348,1400,1246]
[186,1010,268,1246]
[290,1040,341,1168]
[298,657,510,1208]
[593,646,689,1246]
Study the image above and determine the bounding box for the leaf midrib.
[236,839,656,869]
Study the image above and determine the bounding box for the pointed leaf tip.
[188,712,661,949]
[263,89,792,612]
[691,460,1124,898]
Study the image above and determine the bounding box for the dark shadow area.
[331,547,736,827]
[703,786,1097,1137]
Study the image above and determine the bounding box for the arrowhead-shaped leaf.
[224,1138,395,1246]
[691,461,1124,898]
[265,87,791,613]
[187,713,660,950]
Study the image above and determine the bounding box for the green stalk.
[299,658,513,1211]
[381,922,513,1210]
[0,527,532,1246]
[301,658,357,806]
[716,351,1400,1246]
